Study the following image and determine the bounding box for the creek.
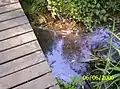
[35,27,120,82]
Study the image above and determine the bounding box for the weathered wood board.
[0,0,59,89]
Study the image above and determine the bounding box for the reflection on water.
[46,39,83,82]
[35,29,87,82]
[35,27,120,82]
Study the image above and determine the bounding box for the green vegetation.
[57,31,120,89]
[21,0,120,31]
[20,0,120,89]
[47,0,120,30]
[56,22,120,89]
[90,35,120,89]
[20,0,48,27]
[57,77,83,89]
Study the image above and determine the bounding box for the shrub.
[47,0,120,31]
[20,0,48,26]
[21,0,120,31]
[57,77,83,89]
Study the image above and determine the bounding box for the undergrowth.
[20,0,120,89]
[20,0,120,31]
[57,21,120,89]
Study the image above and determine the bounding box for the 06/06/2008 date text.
[82,75,114,81]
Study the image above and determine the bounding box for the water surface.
[35,27,120,82]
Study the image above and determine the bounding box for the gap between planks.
[0,31,36,51]
[0,50,46,78]
[0,9,25,22]
[0,61,52,89]
[0,23,32,41]
[0,40,41,64]
[13,72,57,89]
[0,16,29,32]
[0,2,21,14]
[0,0,18,6]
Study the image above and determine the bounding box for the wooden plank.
[0,32,36,51]
[0,24,32,41]
[49,85,60,89]
[15,73,57,89]
[0,40,41,64]
[0,9,25,22]
[0,0,18,6]
[0,16,29,31]
[0,51,46,77]
[0,61,51,89]
[0,2,21,14]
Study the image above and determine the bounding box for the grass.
[56,21,120,89]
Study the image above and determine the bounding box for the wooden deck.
[0,0,60,89]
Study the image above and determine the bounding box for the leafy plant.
[47,0,120,31]
[57,77,83,89]
[20,0,120,31]
[89,22,120,89]
[90,56,120,89]
[20,0,48,26]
